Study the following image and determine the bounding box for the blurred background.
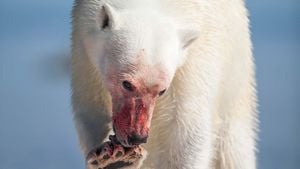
[0,0,299,169]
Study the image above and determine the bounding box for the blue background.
[0,1,299,168]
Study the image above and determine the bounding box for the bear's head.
[83,3,198,147]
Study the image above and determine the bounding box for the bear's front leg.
[86,135,147,169]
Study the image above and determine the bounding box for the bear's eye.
[122,81,134,92]
[158,89,166,97]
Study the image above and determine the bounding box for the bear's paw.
[86,135,146,169]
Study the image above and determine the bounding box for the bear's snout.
[112,96,154,147]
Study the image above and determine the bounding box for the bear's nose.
[128,134,148,145]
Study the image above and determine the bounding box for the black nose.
[128,134,148,145]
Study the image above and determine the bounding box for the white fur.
[71,0,258,168]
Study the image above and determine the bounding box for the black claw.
[95,148,101,156]
[91,160,98,165]
[109,135,121,144]
[109,135,115,141]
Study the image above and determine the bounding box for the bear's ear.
[179,29,200,49]
[98,3,119,30]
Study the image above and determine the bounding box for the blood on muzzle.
[112,96,155,146]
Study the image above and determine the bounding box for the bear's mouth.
[112,124,148,147]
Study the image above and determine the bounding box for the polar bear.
[71,0,258,169]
